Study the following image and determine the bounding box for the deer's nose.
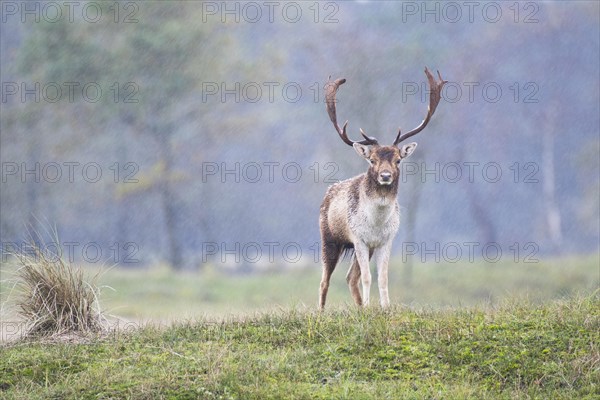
[380,172,392,181]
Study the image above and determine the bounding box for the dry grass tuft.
[8,243,106,338]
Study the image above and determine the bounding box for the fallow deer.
[319,67,447,309]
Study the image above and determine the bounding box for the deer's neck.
[348,174,400,245]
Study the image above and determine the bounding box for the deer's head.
[325,68,447,186]
[353,142,416,186]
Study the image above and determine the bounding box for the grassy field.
[0,294,598,399]
[2,253,599,324]
[0,255,598,398]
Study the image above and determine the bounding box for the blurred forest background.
[1,1,599,275]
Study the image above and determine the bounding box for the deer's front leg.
[354,242,371,306]
[373,242,392,308]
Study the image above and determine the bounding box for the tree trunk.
[25,143,42,247]
[402,156,423,288]
[542,119,562,253]
[158,136,184,271]
[464,183,497,246]
[456,143,497,246]
[114,142,130,266]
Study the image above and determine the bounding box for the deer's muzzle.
[378,172,393,185]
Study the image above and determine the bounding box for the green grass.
[1,294,598,399]
[50,253,600,319]
[2,253,599,322]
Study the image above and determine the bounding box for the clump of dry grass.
[8,243,106,338]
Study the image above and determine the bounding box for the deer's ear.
[353,143,372,160]
[400,142,417,158]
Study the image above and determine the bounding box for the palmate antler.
[393,67,448,145]
[325,67,447,147]
[325,77,379,146]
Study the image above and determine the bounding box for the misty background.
[1,1,599,272]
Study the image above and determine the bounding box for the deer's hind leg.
[346,255,362,306]
[319,240,343,310]
[346,248,374,306]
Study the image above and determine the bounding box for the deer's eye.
[396,159,401,164]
